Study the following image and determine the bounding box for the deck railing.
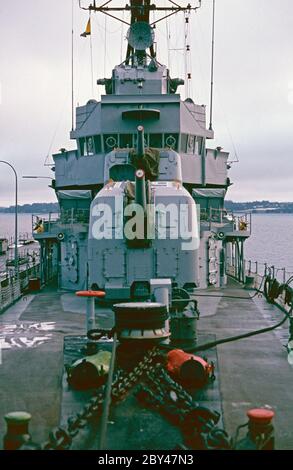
[227,258,293,291]
[32,209,90,234]
[60,208,90,225]
[0,262,40,313]
[200,208,251,233]
[32,213,60,234]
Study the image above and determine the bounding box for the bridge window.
[79,136,98,156]
[149,134,162,148]
[187,135,195,154]
[79,138,86,156]
[196,137,204,155]
[94,135,102,153]
[120,134,133,148]
[180,134,201,154]
[181,134,188,152]
[86,136,95,155]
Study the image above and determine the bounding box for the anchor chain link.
[36,347,163,450]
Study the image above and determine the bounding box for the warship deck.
[0,279,292,450]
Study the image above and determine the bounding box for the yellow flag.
[81,18,91,38]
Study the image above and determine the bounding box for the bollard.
[4,412,32,450]
[247,408,275,450]
[234,408,275,450]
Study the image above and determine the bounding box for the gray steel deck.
[0,281,292,449]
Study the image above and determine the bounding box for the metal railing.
[227,258,293,291]
[200,208,251,233]
[32,209,90,234]
[60,208,90,225]
[0,278,21,311]
[0,262,40,313]
[32,213,60,234]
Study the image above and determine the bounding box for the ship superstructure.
[34,1,250,298]
[3,1,293,454]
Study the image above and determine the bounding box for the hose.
[193,309,290,352]
[193,275,292,353]
[191,273,267,301]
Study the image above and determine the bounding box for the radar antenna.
[79,1,202,63]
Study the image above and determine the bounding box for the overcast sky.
[0,0,292,206]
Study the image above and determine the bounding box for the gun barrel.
[136,125,145,159]
[135,169,147,213]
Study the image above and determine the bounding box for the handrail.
[200,208,251,233]
[32,209,90,234]
[227,257,293,289]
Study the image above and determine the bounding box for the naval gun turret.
[88,116,200,299]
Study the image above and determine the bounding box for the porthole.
[105,136,117,149]
[165,135,177,148]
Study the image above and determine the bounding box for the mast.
[79,1,202,64]
[209,0,216,131]
[71,0,75,131]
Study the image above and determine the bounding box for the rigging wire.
[104,15,107,77]
[189,10,201,103]
[76,39,89,101]
[166,16,171,69]
[192,12,208,104]
[43,104,67,167]
[213,88,240,163]
[92,15,111,77]
[44,0,75,166]
[184,10,191,99]
[89,12,94,96]
[195,7,240,162]
[120,11,124,64]
[156,18,184,81]
[152,9,156,57]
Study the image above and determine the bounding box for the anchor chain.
[19,346,227,451]
[28,347,163,451]
[136,363,231,450]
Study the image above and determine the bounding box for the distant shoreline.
[0,211,55,215]
[225,201,293,214]
[0,201,293,215]
[0,203,58,214]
